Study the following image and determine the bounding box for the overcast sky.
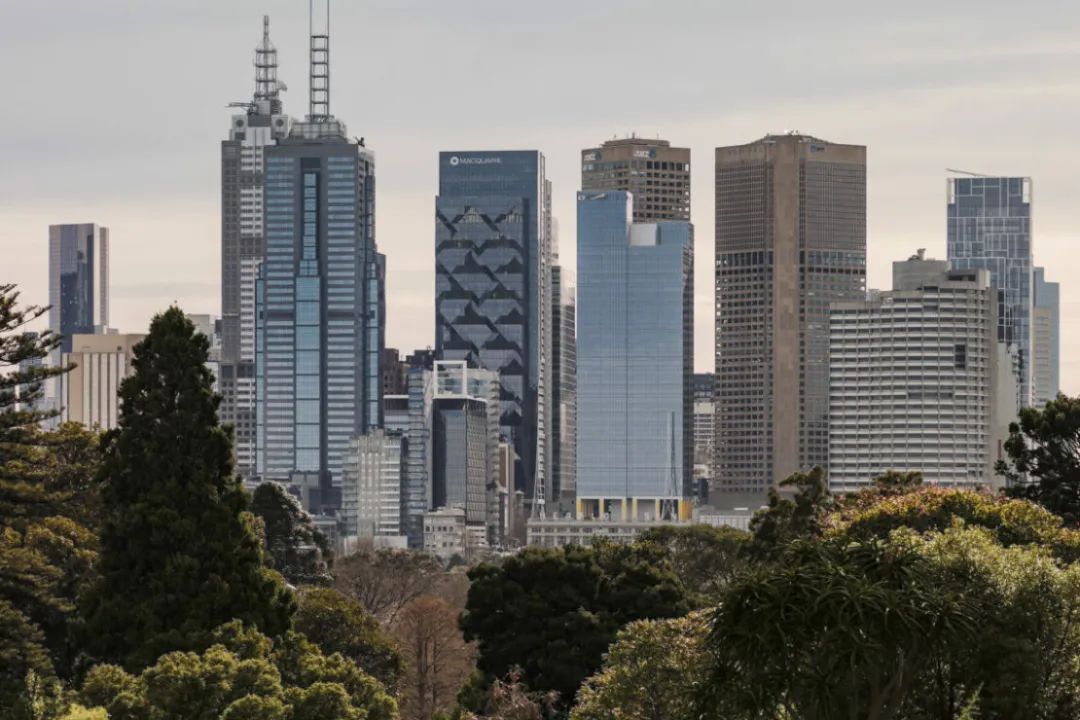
[2,0,1078,393]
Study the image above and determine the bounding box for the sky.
[2,0,1078,394]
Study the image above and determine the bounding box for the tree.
[250,482,333,587]
[1000,394,1080,525]
[392,596,474,720]
[747,467,833,557]
[461,542,688,710]
[80,307,295,670]
[294,587,402,689]
[571,612,708,720]
[74,621,398,720]
[334,548,444,623]
[637,524,750,606]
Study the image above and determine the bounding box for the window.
[955,344,967,369]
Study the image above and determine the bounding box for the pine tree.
[81,307,295,670]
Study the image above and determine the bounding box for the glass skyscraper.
[48,223,109,354]
[947,175,1032,407]
[255,120,383,511]
[576,191,693,521]
[435,150,552,514]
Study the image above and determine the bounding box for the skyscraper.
[255,13,384,512]
[551,262,577,511]
[714,133,866,492]
[947,175,1033,407]
[220,17,292,478]
[59,333,143,430]
[1032,267,1060,407]
[692,373,715,498]
[576,190,693,521]
[581,136,690,221]
[435,150,552,515]
[48,223,109,354]
[829,252,1015,491]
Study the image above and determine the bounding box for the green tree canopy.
[636,524,750,606]
[571,612,708,720]
[1000,394,1080,525]
[80,307,294,670]
[250,482,333,587]
[460,542,688,711]
[294,586,402,690]
[75,621,397,720]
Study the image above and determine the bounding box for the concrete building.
[59,333,143,430]
[219,17,293,479]
[1033,267,1060,406]
[947,175,1033,408]
[551,262,577,511]
[714,133,866,492]
[581,136,690,221]
[255,23,384,514]
[422,507,468,561]
[692,373,715,499]
[435,150,552,515]
[576,190,694,522]
[382,348,406,395]
[341,430,404,543]
[828,251,1016,492]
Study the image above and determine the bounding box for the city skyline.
[3,1,1079,394]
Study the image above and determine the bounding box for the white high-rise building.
[828,251,1016,492]
[341,430,404,542]
[59,334,143,430]
[1032,267,1060,407]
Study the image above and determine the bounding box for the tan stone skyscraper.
[714,133,866,493]
[581,136,690,221]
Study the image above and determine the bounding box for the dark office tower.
[220,17,292,478]
[48,223,109,354]
[714,133,866,492]
[551,262,577,511]
[947,175,1033,408]
[581,136,691,222]
[382,348,406,395]
[255,11,384,512]
[435,151,552,515]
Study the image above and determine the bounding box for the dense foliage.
[251,482,333,587]
[1001,394,1080,525]
[461,542,689,710]
[80,308,295,670]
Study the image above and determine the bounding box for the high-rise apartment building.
[435,150,552,515]
[255,19,384,512]
[947,175,1033,407]
[551,262,577,511]
[829,252,1015,491]
[220,18,293,479]
[341,429,404,541]
[59,334,143,430]
[48,223,109,354]
[576,191,693,521]
[581,136,690,221]
[1032,267,1060,407]
[714,133,866,492]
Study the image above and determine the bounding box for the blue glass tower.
[575,191,693,521]
[255,116,383,511]
[947,176,1032,407]
[48,223,109,353]
[435,151,551,513]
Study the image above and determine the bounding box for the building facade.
[947,175,1033,408]
[576,190,694,522]
[59,334,143,430]
[581,136,690,221]
[255,51,383,512]
[1032,267,1060,407]
[551,262,577,511]
[434,150,552,514]
[48,223,109,357]
[828,252,1015,492]
[341,430,404,541]
[692,373,715,498]
[220,18,293,478]
[714,133,866,492]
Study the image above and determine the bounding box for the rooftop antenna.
[309,0,330,121]
[254,15,282,114]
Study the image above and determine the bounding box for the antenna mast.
[309,0,330,121]
[254,15,281,114]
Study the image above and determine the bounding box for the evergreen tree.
[81,307,295,670]
[250,482,332,587]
